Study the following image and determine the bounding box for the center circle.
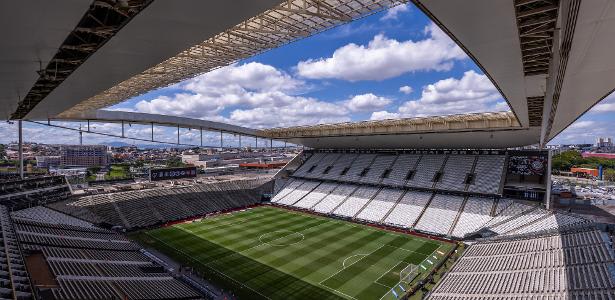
[259,230,304,246]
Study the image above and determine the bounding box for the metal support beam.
[270,139,273,150]
[200,127,203,147]
[121,120,125,138]
[220,131,223,149]
[239,135,242,149]
[255,136,258,149]
[151,122,154,141]
[87,120,90,132]
[177,125,180,144]
[18,120,23,179]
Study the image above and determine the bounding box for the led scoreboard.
[149,167,197,181]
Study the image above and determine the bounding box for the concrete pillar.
[545,149,553,209]
[18,120,23,179]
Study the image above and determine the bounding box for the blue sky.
[1,3,614,146]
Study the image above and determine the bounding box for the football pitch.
[136,206,454,300]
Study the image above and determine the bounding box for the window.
[359,168,370,177]
[405,170,415,180]
[323,166,333,174]
[340,167,350,176]
[432,172,443,182]
[307,165,317,173]
[381,169,392,178]
[464,173,475,184]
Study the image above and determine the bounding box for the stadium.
[1,0,615,300]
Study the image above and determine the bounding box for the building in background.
[60,145,111,167]
[36,156,61,169]
[595,137,613,149]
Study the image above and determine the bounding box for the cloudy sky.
[1,3,614,146]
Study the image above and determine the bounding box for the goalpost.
[399,263,419,285]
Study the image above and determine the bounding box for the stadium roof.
[412,0,615,145]
[2,0,615,149]
[56,109,258,137]
[258,111,541,149]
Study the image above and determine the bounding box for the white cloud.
[131,62,352,128]
[549,120,607,145]
[591,92,615,113]
[398,70,505,117]
[381,3,410,21]
[344,93,392,112]
[567,120,596,129]
[296,23,467,81]
[184,62,302,93]
[370,110,401,120]
[399,85,413,94]
[369,71,507,119]
[135,62,307,120]
[228,98,350,128]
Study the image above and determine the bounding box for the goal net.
[399,263,419,284]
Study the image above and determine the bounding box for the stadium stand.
[277,180,320,206]
[480,199,534,228]
[406,155,446,189]
[322,153,356,181]
[303,153,340,179]
[381,154,420,187]
[359,154,396,184]
[292,151,508,195]
[383,190,432,228]
[467,155,507,194]
[0,206,33,300]
[293,182,338,210]
[13,206,95,229]
[339,153,376,182]
[274,150,583,239]
[429,227,615,299]
[332,186,379,218]
[510,212,591,236]
[292,152,326,177]
[10,208,203,300]
[450,196,495,238]
[414,194,464,235]
[271,178,303,203]
[355,188,404,223]
[0,176,71,210]
[435,155,475,192]
[49,178,271,229]
[312,183,357,214]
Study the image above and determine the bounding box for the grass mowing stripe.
[273,225,390,282]
[142,228,272,300]
[182,208,293,236]
[141,205,452,300]
[213,214,327,253]
[180,210,316,251]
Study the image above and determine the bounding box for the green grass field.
[134,206,453,300]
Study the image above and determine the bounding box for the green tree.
[604,169,615,182]
[0,144,5,160]
[551,150,583,171]
[166,156,185,168]
[133,160,145,168]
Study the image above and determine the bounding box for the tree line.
[552,150,615,181]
